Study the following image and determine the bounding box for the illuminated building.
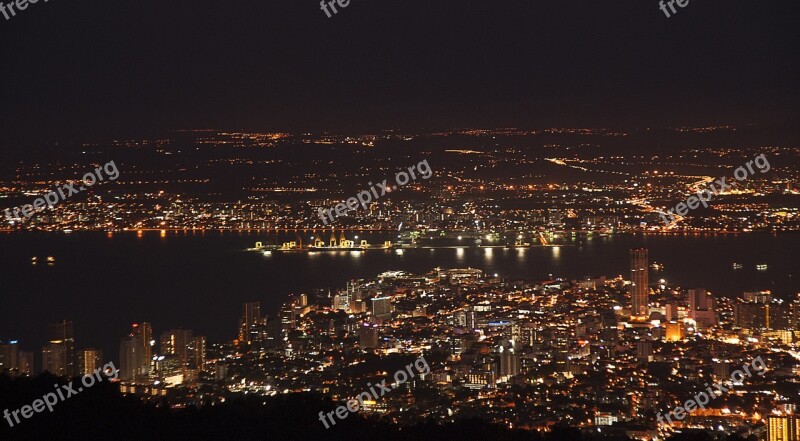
[744,290,773,303]
[689,289,711,310]
[713,361,731,380]
[499,344,520,377]
[737,301,768,329]
[18,351,33,375]
[280,304,297,337]
[636,340,653,362]
[665,322,684,341]
[371,296,392,319]
[120,338,142,382]
[0,342,29,376]
[689,289,717,329]
[791,294,800,330]
[768,415,800,441]
[239,302,261,344]
[464,371,496,389]
[152,354,184,386]
[139,322,153,372]
[769,301,791,330]
[465,306,478,330]
[79,348,104,375]
[630,249,649,318]
[736,299,790,330]
[1,344,33,376]
[595,412,619,426]
[333,291,350,311]
[48,320,76,376]
[0,340,19,374]
[189,336,206,368]
[665,303,681,321]
[120,323,154,382]
[160,329,193,366]
[358,325,379,349]
[42,343,67,375]
[349,299,366,313]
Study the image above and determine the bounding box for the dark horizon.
[1,0,798,143]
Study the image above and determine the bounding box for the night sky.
[0,0,798,142]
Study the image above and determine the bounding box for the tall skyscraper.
[689,289,717,329]
[0,340,19,375]
[791,294,800,330]
[119,323,153,382]
[139,322,153,371]
[688,289,710,310]
[160,329,193,366]
[79,348,104,375]
[499,344,520,377]
[189,336,206,369]
[280,304,296,337]
[371,296,391,319]
[636,339,653,361]
[119,336,140,382]
[630,248,649,318]
[333,291,351,311]
[48,320,76,376]
[239,302,261,344]
[768,301,791,330]
[736,301,768,329]
[768,415,800,441]
[358,325,379,349]
[18,352,33,376]
[42,343,67,375]
[736,299,789,331]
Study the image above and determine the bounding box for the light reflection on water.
[0,231,797,360]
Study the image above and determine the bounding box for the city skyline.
[2,0,799,439]
[5,258,800,440]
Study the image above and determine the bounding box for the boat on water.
[756,263,768,271]
[733,262,743,270]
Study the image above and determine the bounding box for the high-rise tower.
[630,249,649,318]
[47,320,76,376]
[79,348,104,375]
[239,302,261,344]
[768,415,800,441]
[160,329,193,366]
[119,323,153,382]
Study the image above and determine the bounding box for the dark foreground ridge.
[0,374,753,441]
